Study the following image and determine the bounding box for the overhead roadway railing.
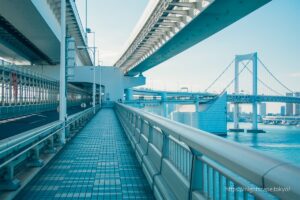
[0,106,97,194]
[115,103,300,200]
[0,64,92,120]
[46,0,92,65]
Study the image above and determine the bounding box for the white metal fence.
[115,103,300,200]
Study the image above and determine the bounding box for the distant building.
[227,103,231,113]
[280,106,286,116]
[295,92,300,116]
[260,103,267,117]
[286,93,294,116]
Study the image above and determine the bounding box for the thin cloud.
[289,72,300,78]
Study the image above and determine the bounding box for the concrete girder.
[169,2,199,9]
[164,9,189,16]
[160,16,184,23]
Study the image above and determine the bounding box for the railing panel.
[152,126,163,151]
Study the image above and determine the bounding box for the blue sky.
[76,0,300,113]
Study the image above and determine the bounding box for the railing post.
[148,124,153,144]
[162,131,169,159]
[46,136,56,154]
[0,164,20,191]
[138,118,144,143]
[27,146,44,167]
[189,149,204,199]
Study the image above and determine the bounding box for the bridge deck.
[16,108,153,199]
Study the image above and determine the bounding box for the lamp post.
[77,44,97,113]
[77,27,97,114]
[87,30,96,113]
[98,60,102,107]
[59,0,66,144]
[85,0,88,41]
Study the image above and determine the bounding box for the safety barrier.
[0,64,93,120]
[115,103,300,200]
[0,106,97,192]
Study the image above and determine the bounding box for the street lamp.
[98,60,103,107]
[60,0,66,144]
[77,43,97,114]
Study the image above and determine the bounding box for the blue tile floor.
[16,108,154,199]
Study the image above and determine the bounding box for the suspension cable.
[242,64,284,96]
[258,57,294,93]
[220,59,252,93]
[205,58,235,92]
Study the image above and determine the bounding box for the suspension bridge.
[125,52,300,133]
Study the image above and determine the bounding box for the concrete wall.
[23,65,60,80]
[72,66,145,102]
[25,65,145,102]
[198,93,227,134]
[170,93,227,135]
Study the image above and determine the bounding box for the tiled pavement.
[16,108,154,200]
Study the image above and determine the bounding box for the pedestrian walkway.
[16,108,154,199]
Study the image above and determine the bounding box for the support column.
[93,67,96,113]
[125,88,133,101]
[99,66,102,107]
[195,95,200,129]
[195,95,200,112]
[59,0,67,144]
[252,53,258,130]
[233,57,239,129]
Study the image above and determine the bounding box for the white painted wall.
[170,93,227,134]
[25,65,145,102]
[24,65,60,80]
[72,66,145,102]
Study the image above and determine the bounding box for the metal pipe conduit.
[115,103,300,200]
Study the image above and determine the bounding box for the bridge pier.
[125,88,133,101]
[195,95,200,112]
[251,53,258,131]
[161,92,167,118]
[230,56,244,132]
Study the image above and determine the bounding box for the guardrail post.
[189,149,204,199]
[45,136,56,153]
[65,126,70,139]
[162,132,169,159]
[138,118,144,143]
[0,164,20,191]
[27,146,44,167]
[148,124,153,144]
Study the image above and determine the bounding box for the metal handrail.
[0,121,62,156]
[0,106,95,168]
[115,103,300,199]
